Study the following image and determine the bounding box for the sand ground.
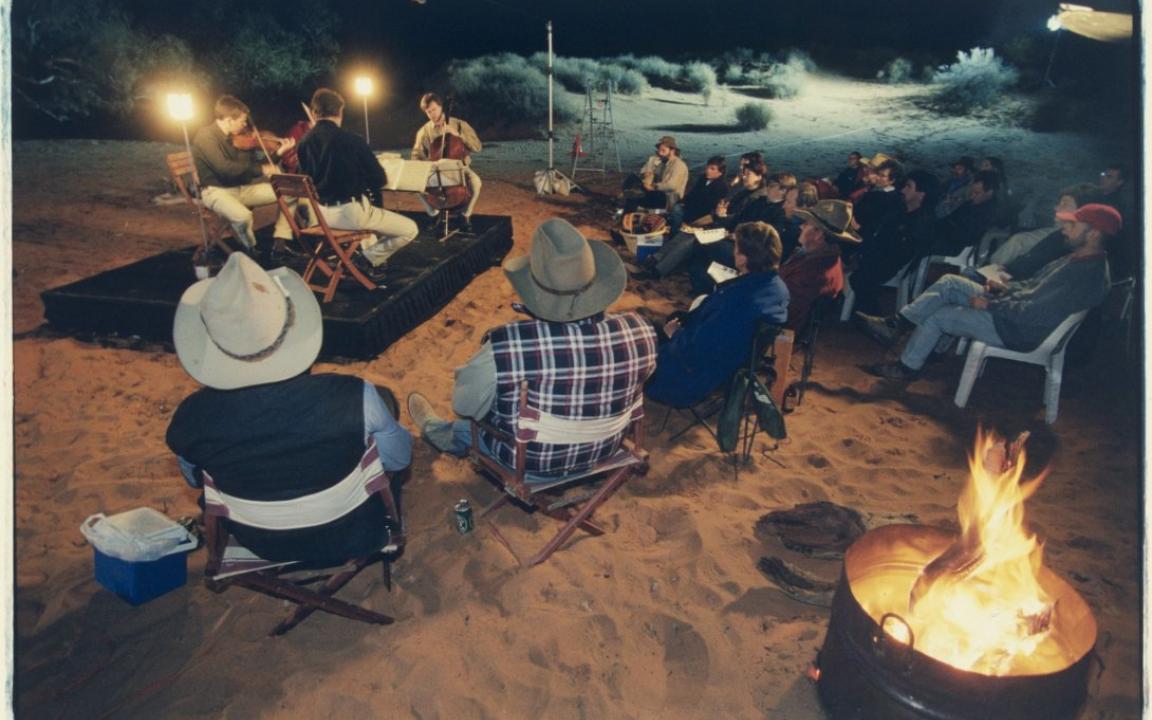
[11,76,1143,719]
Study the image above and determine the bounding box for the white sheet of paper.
[692,227,729,245]
[977,264,1012,284]
[707,262,739,284]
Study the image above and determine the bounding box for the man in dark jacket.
[645,221,789,408]
[297,88,418,274]
[856,204,1119,381]
[670,155,730,234]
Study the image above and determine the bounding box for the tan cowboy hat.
[503,218,626,322]
[173,253,323,390]
[860,152,891,167]
[794,199,863,244]
[655,135,678,151]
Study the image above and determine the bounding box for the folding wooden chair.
[165,151,242,256]
[270,173,377,303]
[468,381,649,567]
[200,441,405,635]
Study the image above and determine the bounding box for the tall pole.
[546,20,555,174]
[362,96,371,146]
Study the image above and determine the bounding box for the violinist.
[297,88,418,278]
[191,95,298,254]
[411,92,482,225]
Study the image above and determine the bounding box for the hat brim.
[1054,210,1078,224]
[173,267,322,390]
[503,239,627,322]
[794,209,862,244]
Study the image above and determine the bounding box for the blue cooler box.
[623,231,665,262]
[94,547,191,605]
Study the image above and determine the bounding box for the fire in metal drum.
[814,525,1097,720]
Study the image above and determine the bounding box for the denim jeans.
[899,275,1004,370]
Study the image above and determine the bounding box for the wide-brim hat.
[504,218,626,322]
[173,253,322,390]
[860,152,891,167]
[655,135,678,151]
[794,199,863,244]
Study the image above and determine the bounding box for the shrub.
[681,61,717,103]
[615,54,683,89]
[877,57,915,84]
[734,102,773,131]
[931,47,1019,114]
[528,53,647,96]
[448,54,578,127]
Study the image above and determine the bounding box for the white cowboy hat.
[173,253,322,390]
[503,218,626,322]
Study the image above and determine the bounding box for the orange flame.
[895,428,1056,675]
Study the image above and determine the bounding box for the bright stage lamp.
[354,76,373,97]
[1046,14,1063,31]
[166,93,195,122]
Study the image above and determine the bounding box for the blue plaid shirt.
[484,312,658,476]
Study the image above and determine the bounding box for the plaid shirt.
[485,312,658,476]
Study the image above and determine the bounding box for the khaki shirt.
[412,117,482,165]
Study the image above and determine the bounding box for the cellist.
[191,95,298,254]
[411,92,483,226]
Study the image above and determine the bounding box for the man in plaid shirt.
[408,218,658,477]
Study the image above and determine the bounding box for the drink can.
[454,499,474,534]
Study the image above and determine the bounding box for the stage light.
[354,76,374,145]
[166,93,195,122]
[1047,14,1063,31]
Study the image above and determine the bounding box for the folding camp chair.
[165,151,243,256]
[201,441,405,635]
[661,319,786,463]
[468,381,649,567]
[782,293,838,412]
[270,173,377,303]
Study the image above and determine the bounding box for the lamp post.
[354,76,373,146]
[166,93,212,277]
[1043,15,1064,88]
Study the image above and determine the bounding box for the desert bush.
[448,54,577,127]
[877,57,915,84]
[681,61,717,101]
[930,47,1019,114]
[528,53,647,95]
[615,54,683,89]
[721,49,811,98]
[734,102,773,131]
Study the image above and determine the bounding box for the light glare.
[166,93,194,122]
[1046,14,1063,31]
[354,76,373,97]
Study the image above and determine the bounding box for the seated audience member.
[780,200,857,330]
[645,222,789,408]
[936,156,976,218]
[298,88,419,275]
[833,151,866,199]
[777,182,820,260]
[855,204,1119,381]
[166,253,412,563]
[1088,162,1133,278]
[634,157,771,281]
[687,171,792,293]
[986,183,1096,271]
[670,155,730,234]
[847,153,889,203]
[622,135,689,213]
[407,219,657,476]
[853,158,904,245]
[922,169,1001,258]
[729,151,766,190]
[848,169,939,315]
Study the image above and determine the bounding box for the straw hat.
[794,199,863,244]
[503,218,626,322]
[173,253,322,390]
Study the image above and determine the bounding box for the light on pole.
[354,76,373,146]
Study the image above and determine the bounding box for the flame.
[895,428,1056,675]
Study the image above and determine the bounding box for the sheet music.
[375,154,466,192]
[691,227,729,245]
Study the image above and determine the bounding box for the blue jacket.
[646,271,789,408]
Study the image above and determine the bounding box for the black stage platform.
[41,213,513,360]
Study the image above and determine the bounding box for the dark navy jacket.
[646,271,789,408]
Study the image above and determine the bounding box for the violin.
[231,126,286,155]
[423,104,472,211]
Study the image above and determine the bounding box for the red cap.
[1055,203,1123,236]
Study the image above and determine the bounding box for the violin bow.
[249,118,283,173]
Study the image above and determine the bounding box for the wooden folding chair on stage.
[468,381,649,567]
[165,151,242,256]
[200,442,405,636]
[270,173,377,303]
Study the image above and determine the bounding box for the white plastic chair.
[910,245,974,299]
[839,263,912,322]
[953,310,1089,424]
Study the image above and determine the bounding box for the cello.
[422,102,472,212]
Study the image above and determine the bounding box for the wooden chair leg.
[527,467,632,566]
[231,565,395,635]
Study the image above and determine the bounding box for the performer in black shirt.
[297,88,418,274]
